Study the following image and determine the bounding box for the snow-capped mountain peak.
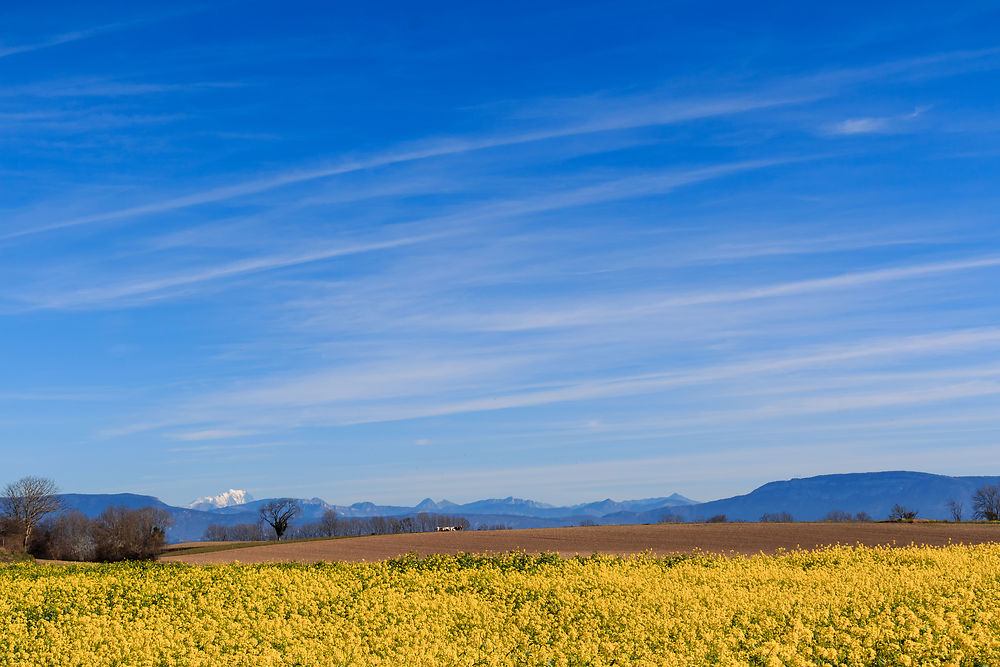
[187,489,254,511]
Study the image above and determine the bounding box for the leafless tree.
[319,509,339,537]
[658,513,684,523]
[947,499,964,522]
[228,522,267,541]
[259,499,301,540]
[476,523,511,530]
[706,514,727,523]
[854,511,872,522]
[1,476,64,549]
[366,515,389,535]
[204,524,230,541]
[888,504,918,521]
[760,512,794,523]
[972,485,1000,521]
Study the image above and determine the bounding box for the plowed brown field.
[161,522,1000,564]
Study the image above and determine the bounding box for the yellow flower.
[1,545,999,665]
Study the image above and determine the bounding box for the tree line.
[205,505,476,541]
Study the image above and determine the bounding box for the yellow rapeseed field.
[1,545,998,666]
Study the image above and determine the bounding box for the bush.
[37,510,96,561]
[0,516,24,551]
[823,510,873,522]
[706,515,727,523]
[29,506,173,562]
[0,547,33,563]
[92,506,173,561]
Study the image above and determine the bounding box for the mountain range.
[55,471,999,542]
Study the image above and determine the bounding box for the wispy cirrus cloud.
[801,46,1000,89]
[0,9,195,60]
[105,326,1000,436]
[168,441,295,454]
[168,429,261,441]
[326,329,1000,426]
[827,106,929,135]
[5,156,797,309]
[0,23,124,59]
[15,232,447,310]
[6,45,997,241]
[447,253,1000,332]
[0,109,188,134]
[0,78,244,98]
[1,99,810,239]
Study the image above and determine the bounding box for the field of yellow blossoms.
[2,545,999,666]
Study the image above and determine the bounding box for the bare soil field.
[161,522,1000,565]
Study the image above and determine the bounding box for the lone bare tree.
[1,476,64,549]
[259,499,301,540]
[947,499,964,522]
[972,485,1000,521]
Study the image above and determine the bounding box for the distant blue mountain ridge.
[55,471,999,542]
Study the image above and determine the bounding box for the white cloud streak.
[111,327,1000,434]
[21,232,447,309]
[1,97,811,240]
[332,329,1000,425]
[168,429,260,441]
[827,107,929,135]
[457,254,1000,331]
[10,157,795,310]
[0,79,242,98]
[0,24,122,59]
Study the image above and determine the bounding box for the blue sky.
[2,1,1000,507]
